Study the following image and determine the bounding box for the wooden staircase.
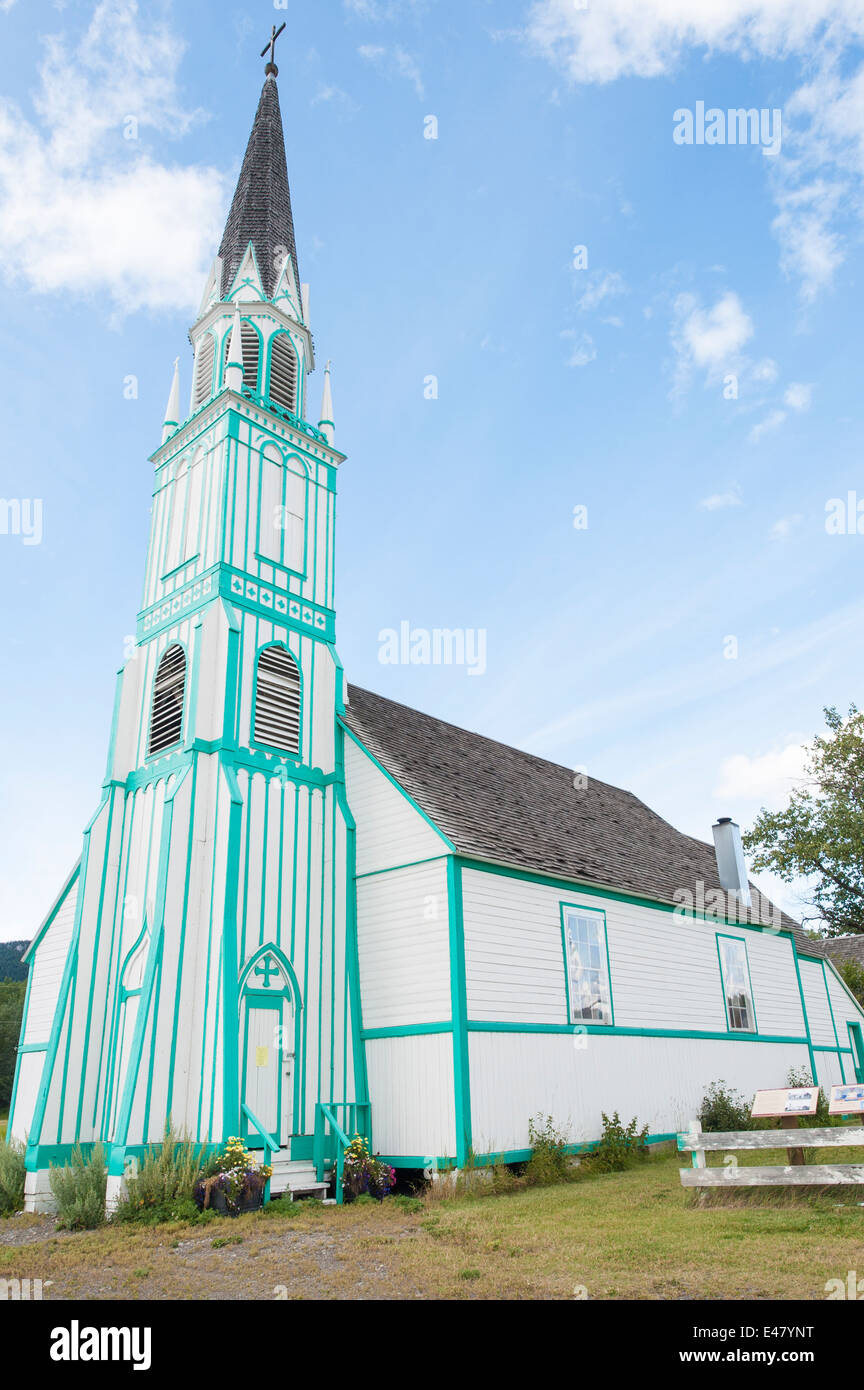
[269,1151,332,1201]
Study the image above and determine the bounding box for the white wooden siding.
[357,861,451,1029]
[799,960,837,1048]
[344,736,448,877]
[366,1034,455,1158]
[824,961,864,1038]
[461,868,807,1037]
[24,876,79,1045]
[9,1052,45,1144]
[468,1031,810,1153]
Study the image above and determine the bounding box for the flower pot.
[208,1187,264,1217]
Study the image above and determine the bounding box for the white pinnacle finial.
[318,360,334,444]
[225,310,244,394]
[162,356,180,443]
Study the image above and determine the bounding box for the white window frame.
[717,933,757,1033]
[561,903,613,1026]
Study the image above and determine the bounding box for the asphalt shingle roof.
[218,75,301,303]
[343,684,818,955]
[823,937,864,967]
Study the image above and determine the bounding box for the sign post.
[751,1087,819,1167]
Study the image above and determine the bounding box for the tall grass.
[112,1123,208,1224]
[0,1136,26,1215]
[49,1144,107,1230]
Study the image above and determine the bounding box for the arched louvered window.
[253,645,300,753]
[148,644,186,755]
[192,334,215,409]
[225,323,260,393]
[268,334,298,413]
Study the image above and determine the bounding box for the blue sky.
[1,0,863,939]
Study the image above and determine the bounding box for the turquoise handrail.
[241,1101,280,1205]
[314,1102,371,1204]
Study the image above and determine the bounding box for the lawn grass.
[1,1150,862,1299]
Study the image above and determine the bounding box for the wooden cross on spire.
[261,22,286,76]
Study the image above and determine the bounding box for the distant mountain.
[0,940,29,982]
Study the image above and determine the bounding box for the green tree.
[743,705,864,937]
[838,957,864,1006]
[0,979,27,1110]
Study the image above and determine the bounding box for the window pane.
[720,938,754,1032]
[566,911,611,1025]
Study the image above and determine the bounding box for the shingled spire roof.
[218,73,300,303]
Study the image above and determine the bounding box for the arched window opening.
[192,334,215,409]
[253,645,300,753]
[268,334,298,413]
[225,323,260,393]
[148,644,186,755]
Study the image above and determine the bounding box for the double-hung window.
[717,934,756,1032]
[562,905,612,1025]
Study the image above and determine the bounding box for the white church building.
[9,58,864,1211]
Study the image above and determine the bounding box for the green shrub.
[524,1113,572,1186]
[698,1080,753,1133]
[584,1112,649,1173]
[391,1194,424,1213]
[265,1195,303,1218]
[0,1136,25,1216]
[50,1144,106,1230]
[112,1124,208,1224]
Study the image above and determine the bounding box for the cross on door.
[254,956,280,988]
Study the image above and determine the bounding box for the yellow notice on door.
[255,1046,268,1067]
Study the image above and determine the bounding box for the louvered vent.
[148,645,186,756]
[268,335,298,413]
[192,335,215,408]
[253,645,300,753]
[225,324,260,392]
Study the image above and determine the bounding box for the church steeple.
[218,72,301,302]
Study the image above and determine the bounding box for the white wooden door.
[242,997,294,1146]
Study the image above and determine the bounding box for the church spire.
[318,360,335,444]
[218,70,300,303]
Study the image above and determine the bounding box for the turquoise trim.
[560,900,614,1027]
[23,861,81,964]
[821,959,847,1083]
[355,854,451,882]
[6,964,37,1139]
[221,764,244,1138]
[144,639,189,762]
[790,945,818,1083]
[363,1022,452,1039]
[446,857,471,1167]
[334,723,370,1122]
[466,1021,807,1043]
[848,1022,864,1083]
[455,856,798,940]
[716,932,758,1035]
[378,1131,679,1168]
[107,922,164,1176]
[340,723,455,851]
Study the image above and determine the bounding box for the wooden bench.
[678,1120,864,1186]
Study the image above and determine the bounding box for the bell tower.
[15,55,367,1212]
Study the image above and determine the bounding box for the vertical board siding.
[800,960,837,1046]
[23,881,79,1044]
[344,737,447,877]
[356,861,451,1029]
[468,1032,811,1153]
[366,1034,456,1159]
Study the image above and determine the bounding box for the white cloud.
[575,268,627,313]
[358,44,424,97]
[525,1,864,300]
[561,329,596,366]
[749,408,787,443]
[0,0,226,315]
[770,513,803,538]
[784,381,813,410]
[670,290,753,393]
[714,741,808,806]
[699,486,742,510]
[525,1,864,86]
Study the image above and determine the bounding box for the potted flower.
[342,1134,396,1202]
[195,1137,272,1216]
